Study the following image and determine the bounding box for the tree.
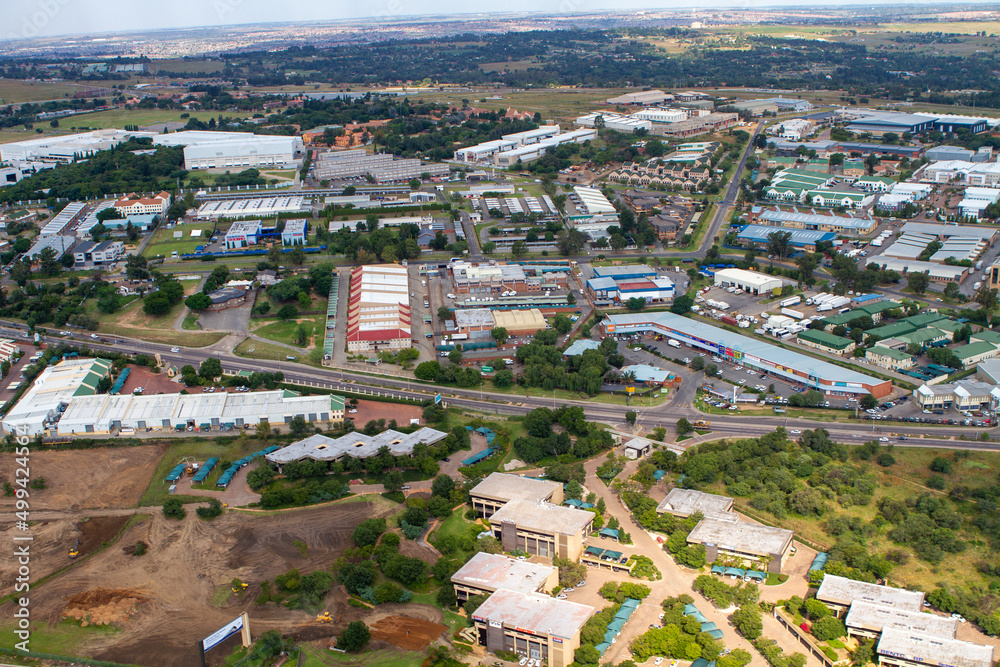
[186,292,211,310]
[438,306,451,322]
[732,605,763,640]
[691,356,705,371]
[352,518,387,547]
[554,314,572,334]
[437,584,457,608]
[383,471,404,494]
[625,411,637,425]
[974,284,999,314]
[162,497,185,519]
[199,357,222,381]
[626,297,647,312]
[491,327,509,345]
[37,246,61,276]
[671,294,694,315]
[676,418,693,436]
[511,241,528,258]
[767,231,793,259]
[908,272,930,295]
[431,474,455,499]
[796,252,818,284]
[705,363,718,377]
[336,621,371,652]
[812,616,847,641]
[277,304,298,320]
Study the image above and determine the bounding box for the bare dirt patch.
[0,498,400,667]
[77,516,132,557]
[351,400,423,428]
[369,614,447,650]
[120,365,182,395]
[62,587,150,626]
[0,445,163,510]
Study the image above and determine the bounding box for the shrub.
[162,497,185,519]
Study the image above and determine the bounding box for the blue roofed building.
[736,224,836,251]
[592,264,657,281]
[563,339,601,357]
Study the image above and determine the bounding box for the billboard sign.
[203,615,244,652]
[434,394,442,404]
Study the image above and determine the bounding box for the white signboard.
[202,615,244,651]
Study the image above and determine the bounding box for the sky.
[0,0,964,42]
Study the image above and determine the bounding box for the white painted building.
[152,131,303,171]
[0,129,156,163]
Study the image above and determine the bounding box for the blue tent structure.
[607,619,626,633]
[724,567,746,578]
[653,470,667,481]
[621,598,640,609]
[164,463,187,482]
[701,622,719,632]
[604,629,618,644]
[810,553,829,572]
[747,570,767,581]
[600,528,621,541]
[595,643,610,656]
[192,458,219,483]
[711,565,726,575]
[692,659,711,667]
[614,608,633,621]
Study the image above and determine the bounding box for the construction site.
[0,440,450,667]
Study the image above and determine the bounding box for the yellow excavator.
[69,539,80,559]
[316,611,333,624]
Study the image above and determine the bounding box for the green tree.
[199,357,222,380]
[162,497,185,519]
[670,294,693,315]
[732,605,763,640]
[626,297,647,312]
[908,272,930,295]
[812,616,847,641]
[691,356,705,371]
[975,284,999,314]
[676,418,693,436]
[185,292,211,310]
[336,621,371,652]
[491,327,509,345]
[278,304,298,320]
[625,410,637,425]
[767,231,793,259]
[438,306,451,322]
[511,240,528,258]
[860,394,878,410]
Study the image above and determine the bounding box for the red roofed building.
[346,264,413,353]
[113,191,171,217]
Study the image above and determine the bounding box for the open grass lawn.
[430,507,483,563]
[0,619,119,654]
[300,645,425,667]
[0,78,82,104]
[87,281,226,347]
[408,88,630,125]
[234,336,321,366]
[252,313,326,348]
[140,436,268,507]
[143,222,223,258]
[260,169,298,179]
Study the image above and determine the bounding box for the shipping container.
[781,308,804,320]
[779,296,801,308]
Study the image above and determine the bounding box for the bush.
[162,497,185,519]
[337,621,371,652]
[352,518,387,547]
[196,498,223,520]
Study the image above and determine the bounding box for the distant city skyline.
[1,0,983,42]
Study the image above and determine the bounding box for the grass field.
[407,87,630,125]
[0,78,81,104]
[252,313,325,348]
[143,222,223,258]
[234,336,320,365]
[300,646,424,667]
[0,619,119,654]
[90,286,226,347]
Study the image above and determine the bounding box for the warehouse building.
[573,186,617,215]
[195,196,308,220]
[312,149,449,181]
[685,515,795,574]
[152,131,303,170]
[602,311,892,397]
[40,202,86,238]
[454,309,496,337]
[713,268,784,295]
[470,472,564,517]
[587,275,674,303]
[2,357,113,436]
[877,627,994,667]
[451,552,558,600]
[454,126,565,164]
[846,113,936,136]
[266,426,445,468]
[225,220,264,249]
[750,208,877,235]
[606,90,672,105]
[56,390,345,436]
[655,488,736,519]
[736,225,836,252]
[574,112,652,133]
[816,574,924,615]
[472,588,595,667]
[494,129,597,167]
[346,264,411,352]
[491,309,547,336]
[0,129,156,163]
[865,257,968,283]
[925,145,976,162]
[489,499,594,560]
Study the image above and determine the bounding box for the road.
[6,321,996,451]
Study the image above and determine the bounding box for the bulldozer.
[231,581,248,593]
[69,539,80,559]
[316,612,333,624]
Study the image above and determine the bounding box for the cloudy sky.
[1,0,961,41]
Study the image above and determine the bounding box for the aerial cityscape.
[4,3,1000,667]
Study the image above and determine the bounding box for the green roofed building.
[855,301,900,323]
[902,312,949,329]
[971,330,1000,347]
[896,328,949,348]
[797,329,856,355]
[932,319,965,340]
[867,321,918,341]
[954,341,1000,369]
[866,346,915,371]
[823,310,866,327]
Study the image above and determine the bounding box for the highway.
[4,320,995,452]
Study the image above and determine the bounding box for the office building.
[575,113,652,133]
[602,311,892,397]
[470,472,564,517]
[685,515,795,573]
[845,601,958,642]
[489,499,594,560]
[816,574,924,615]
[471,589,595,667]
[153,131,303,170]
[225,220,264,249]
[877,627,994,667]
[72,240,124,266]
[346,264,411,353]
[451,552,558,600]
[266,426,445,468]
[749,208,877,235]
[796,329,856,355]
[112,191,170,217]
[655,489,736,519]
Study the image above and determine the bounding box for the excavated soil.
[62,587,150,626]
[369,614,448,651]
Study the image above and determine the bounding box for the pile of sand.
[62,587,149,627]
[504,459,525,471]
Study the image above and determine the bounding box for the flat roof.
[714,267,784,288]
[603,311,887,390]
[738,225,836,246]
[686,516,793,556]
[845,601,957,639]
[877,627,994,667]
[266,427,447,463]
[489,499,594,536]
[817,574,924,611]
[655,488,735,518]
[473,588,594,640]
[454,308,495,328]
[472,473,562,503]
[451,552,556,595]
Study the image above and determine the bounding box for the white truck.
[668,339,682,349]
[779,296,801,308]
[781,308,804,320]
[716,301,730,311]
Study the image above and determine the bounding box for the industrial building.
[313,148,449,182]
[749,208,877,235]
[225,220,264,249]
[586,275,675,304]
[454,126,561,164]
[152,131,303,171]
[451,553,557,600]
[652,113,739,138]
[0,129,156,163]
[56,390,345,436]
[573,186,617,215]
[489,499,594,560]
[281,219,308,245]
[846,113,937,136]
[655,489,736,519]
[345,264,412,353]
[882,222,997,265]
[574,112,652,133]
[865,257,968,283]
[685,515,795,573]
[265,426,446,468]
[816,574,924,615]
[631,108,688,123]
[454,309,496,337]
[40,202,86,238]
[0,160,53,187]
[195,196,307,220]
[606,90,673,105]
[491,308,547,336]
[602,311,892,397]
[958,188,1000,219]
[877,627,994,667]
[493,129,597,168]
[452,262,528,294]
[470,472,564,517]
[25,234,75,261]
[471,588,595,667]
[2,358,113,436]
[712,268,784,295]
